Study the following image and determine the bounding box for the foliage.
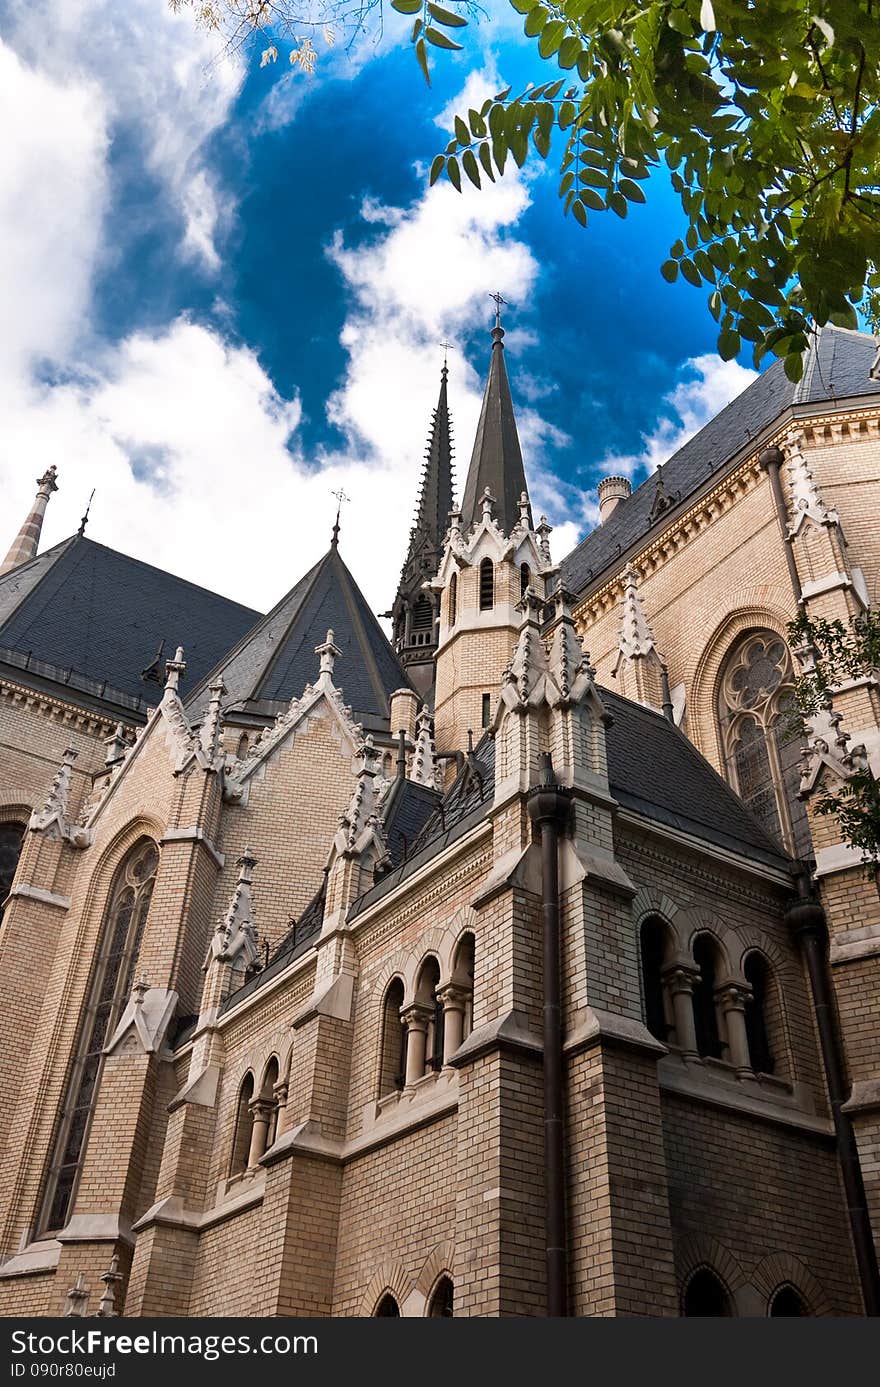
[787,608,880,864]
[177,1,880,382]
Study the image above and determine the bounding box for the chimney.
[597,476,632,523]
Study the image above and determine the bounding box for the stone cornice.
[615,808,794,892]
[0,677,122,736]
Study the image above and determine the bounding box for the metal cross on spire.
[330,487,350,546]
[490,291,508,330]
[77,488,95,537]
[439,339,453,371]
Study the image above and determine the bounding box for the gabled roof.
[562,326,880,598]
[460,325,531,535]
[186,538,412,724]
[0,534,259,717]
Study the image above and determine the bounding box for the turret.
[0,466,58,575]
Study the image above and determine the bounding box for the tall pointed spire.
[390,359,457,699]
[0,466,58,576]
[460,303,530,536]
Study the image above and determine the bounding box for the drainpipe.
[527,752,572,1316]
[395,729,407,781]
[784,875,880,1316]
[759,446,803,606]
[660,664,675,725]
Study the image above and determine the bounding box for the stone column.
[718,983,752,1075]
[438,985,468,1066]
[665,966,699,1057]
[402,1005,432,1087]
[247,1099,274,1168]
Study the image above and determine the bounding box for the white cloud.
[0,46,573,625]
[594,354,757,481]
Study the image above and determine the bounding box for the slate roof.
[562,326,880,598]
[460,327,532,535]
[0,535,259,717]
[186,539,412,726]
[601,690,792,872]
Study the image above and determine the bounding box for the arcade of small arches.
[377,931,475,1099]
[638,911,790,1081]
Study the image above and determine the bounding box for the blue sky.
[0,0,757,616]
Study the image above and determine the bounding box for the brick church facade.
[0,319,879,1317]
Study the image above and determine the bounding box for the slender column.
[717,983,752,1075]
[401,1005,431,1087]
[437,984,468,1065]
[272,1080,289,1139]
[759,446,803,605]
[0,466,58,576]
[665,966,699,1057]
[247,1099,274,1168]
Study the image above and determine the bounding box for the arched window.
[375,1293,400,1317]
[411,596,433,647]
[0,821,26,921]
[520,562,531,598]
[448,571,457,626]
[428,1276,454,1317]
[452,932,475,1052]
[769,1284,807,1316]
[479,558,494,611]
[743,953,775,1075]
[416,957,443,1076]
[39,838,159,1233]
[640,916,672,1043]
[692,935,723,1060]
[682,1267,732,1317]
[229,1072,255,1178]
[379,978,406,1097]
[236,732,249,759]
[717,631,811,857]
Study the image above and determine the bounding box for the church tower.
[431,308,556,757]
[390,360,455,699]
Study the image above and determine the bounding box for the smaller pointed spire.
[63,1272,90,1318]
[95,1253,122,1318]
[314,628,342,686]
[103,723,128,769]
[613,566,659,674]
[411,705,441,789]
[546,586,596,707]
[30,747,78,836]
[164,646,186,694]
[501,587,550,707]
[208,848,260,970]
[460,305,531,536]
[338,735,383,853]
[0,466,59,576]
[785,434,839,535]
[199,676,226,760]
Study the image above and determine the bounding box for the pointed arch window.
[0,821,26,921]
[743,953,776,1075]
[448,571,458,626]
[375,1294,400,1317]
[682,1267,732,1317]
[692,934,723,1060]
[520,562,531,598]
[379,978,407,1097]
[39,838,159,1234]
[717,631,811,857]
[639,916,673,1043]
[428,1276,454,1316]
[479,558,494,611]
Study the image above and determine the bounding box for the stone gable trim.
[206,946,318,1033]
[615,808,794,889]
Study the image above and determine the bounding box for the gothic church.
[0,317,879,1317]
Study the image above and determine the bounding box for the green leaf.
[446,155,461,192]
[415,36,430,85]
[609,191,628,218]
[425,25,462,49]
[580,187,605,211]
[429,153,445,186]
[534,123,551,158]
[661,260,679,282]
[571,198,588,228]
[558,36,582,69]
[619,178,646,203]
[454,115,470,146]
[784,351,804,383]
[391,0,422,12]
[718,328,741,360]
[427,3,468,26]
[524,6,549,39]
[468,109,487,138]
[509,0,533,10]
[680,258,702,287]
[462,148,481,188]
[538,20,565,58]
[559,100,577,129]
[478,142,496,182]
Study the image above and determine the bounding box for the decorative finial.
[489,290,507,339]
[37,466,59,493]
[330,487,350,546]
[96,1253,122,1318]
[164,646,186,693]
[77,488,95,537]
[132,978,149,1007]
[314,628,342,682]
[481,486,496,521]
[63,1271,90,1317]
[439,339,453,375]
